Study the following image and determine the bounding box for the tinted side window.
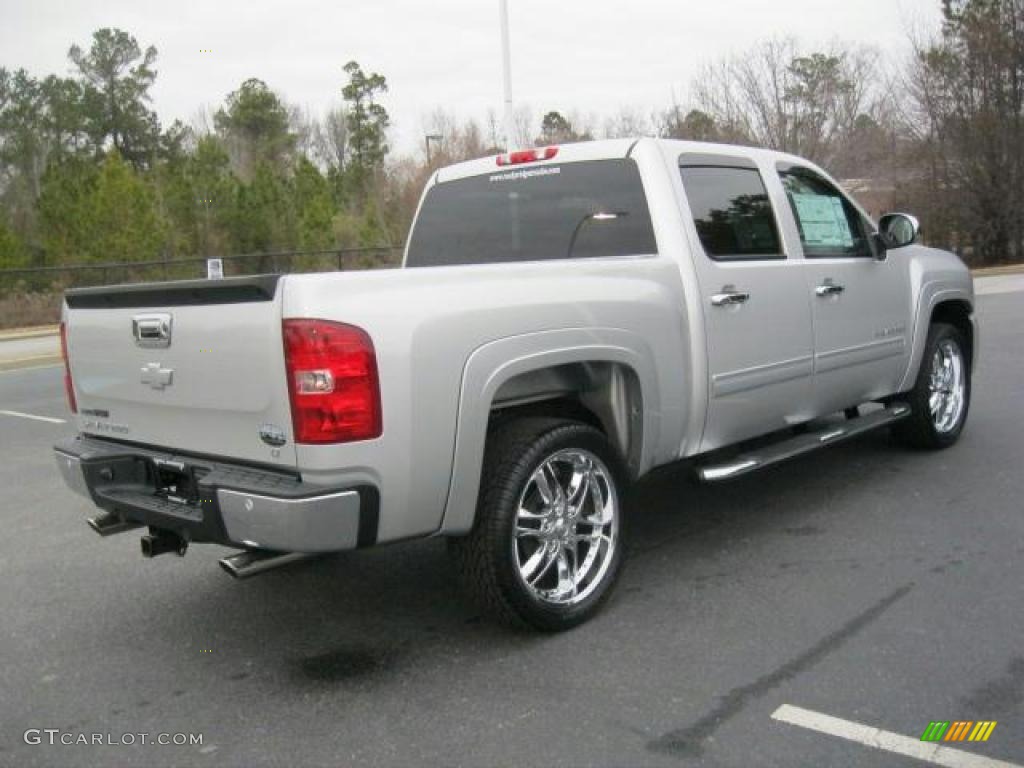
[780,169,871,258]
[679,166,782,261]
[405,159,657,267]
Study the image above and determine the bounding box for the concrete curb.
[972,264,1024,276]
[0,354,62,372]
[0,325,59,341]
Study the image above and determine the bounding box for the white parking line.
[772,705,1021,768]
[0,410,67,424]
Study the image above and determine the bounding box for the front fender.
[898,248,975,392]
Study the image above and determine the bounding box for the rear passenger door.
[678,154,815,452]
[776,165,911,414]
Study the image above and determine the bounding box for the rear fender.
[439,328,661,536]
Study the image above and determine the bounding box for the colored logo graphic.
[920,721,997,742]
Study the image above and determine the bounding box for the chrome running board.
[698,405,911,483]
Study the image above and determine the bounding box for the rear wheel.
[892,322,971,449]
[449,418,627,631]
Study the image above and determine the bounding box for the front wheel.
[449,418,627,631]
[891,322,971,450]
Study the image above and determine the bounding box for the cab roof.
[433,137,820,184]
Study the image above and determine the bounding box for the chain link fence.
[0,246,403,329]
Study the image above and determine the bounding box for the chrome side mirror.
[879,212,920,249]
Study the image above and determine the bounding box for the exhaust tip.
[87,512,141,537]
[218,550,317,580]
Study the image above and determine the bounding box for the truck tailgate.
[63,275,297,469]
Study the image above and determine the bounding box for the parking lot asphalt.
[0,290,1021,768]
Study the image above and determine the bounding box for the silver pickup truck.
[54,138,975,630]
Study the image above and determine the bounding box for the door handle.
[815,283,845,297]
[711,290,751,307]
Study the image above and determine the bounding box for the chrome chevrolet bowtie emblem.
[141,362,174,390]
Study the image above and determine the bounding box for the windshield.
[405,159,657,267]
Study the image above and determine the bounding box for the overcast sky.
[1,0,941,156]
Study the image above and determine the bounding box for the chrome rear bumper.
[54,435,379,553]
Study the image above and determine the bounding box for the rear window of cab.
[405,159,657,267]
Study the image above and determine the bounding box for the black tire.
[891,322,971,450]
[449,417,628,631]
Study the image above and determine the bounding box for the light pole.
[425,133,443,165]
[499,0,514,150]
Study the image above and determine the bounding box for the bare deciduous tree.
[691,38,885,167]
[315,106,349,172]
[511,104,534,149]
[601,106,652,139]
[421,108,493,164]
[898,0,1024,263]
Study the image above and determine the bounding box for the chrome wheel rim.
[512,448,619,607]
[928,339,965,434]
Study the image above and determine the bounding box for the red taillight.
[59,321,77,413]
[282,319,382,444]
[496,146,559,166]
